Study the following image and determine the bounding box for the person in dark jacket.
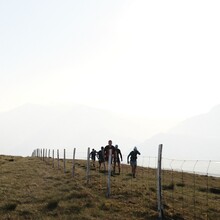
[114,145,123,174]
[97,146,106,171]
[127,147,141,178]
[104,140,115,174]
[90,148,97,167]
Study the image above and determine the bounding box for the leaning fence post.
[157,144,164,219]
[86,147,90,184]
[106,149,112,198]
[72,148,76,177]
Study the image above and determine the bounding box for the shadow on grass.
[199,187,220,194]
[46,200,59,210]
[1,203,17,211]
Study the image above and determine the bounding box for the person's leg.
[131,163,135,177]
[103,161,106,171]
[133,165,137,178]
[118,162,121,174]
[113,159,116,174]
[132,166,135,177]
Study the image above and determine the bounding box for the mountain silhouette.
[141,105,220,161]
[2,103,220,162]
[0,103,141,156]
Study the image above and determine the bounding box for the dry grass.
[0,155,219,220]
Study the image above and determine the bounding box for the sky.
[1,0,220,125]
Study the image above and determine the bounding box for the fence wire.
[32,148,220,220]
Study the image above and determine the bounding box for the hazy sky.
[1,0,220,121]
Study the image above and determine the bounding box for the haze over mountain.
[1,103,220,163]
[0,103,175,157]
[141,105,220,161]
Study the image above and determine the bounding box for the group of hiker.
[90,140,141,178]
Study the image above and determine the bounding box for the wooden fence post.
[64,149,66,173]
[106,149,112,198]
[86,147,90,184]
[157,144,164,219]
[48,149,50,163]
[53,149,55,168]
[57,149,60,169]
[72,148,76,177]
[43,149,45,161]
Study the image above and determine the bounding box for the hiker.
[114,145,123,174]
[97,146,106,171]
[90,148,97,167]
[104,140,116,173]
[127,147,141,178]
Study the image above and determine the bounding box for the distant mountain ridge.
[1,103,220,161]
[0,103,139,156]
[169,104,220,138]
[141,105,220,161]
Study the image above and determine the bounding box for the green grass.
[0,155,219,219]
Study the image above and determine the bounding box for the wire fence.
[32,148,220,220]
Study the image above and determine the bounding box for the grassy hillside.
[0,155,219,220]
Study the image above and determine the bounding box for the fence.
[31,147,220,220]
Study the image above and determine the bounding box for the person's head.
[134,146,137,151]
[101,146,104,150]
[108,140,112,145]
[115,145,118,149]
